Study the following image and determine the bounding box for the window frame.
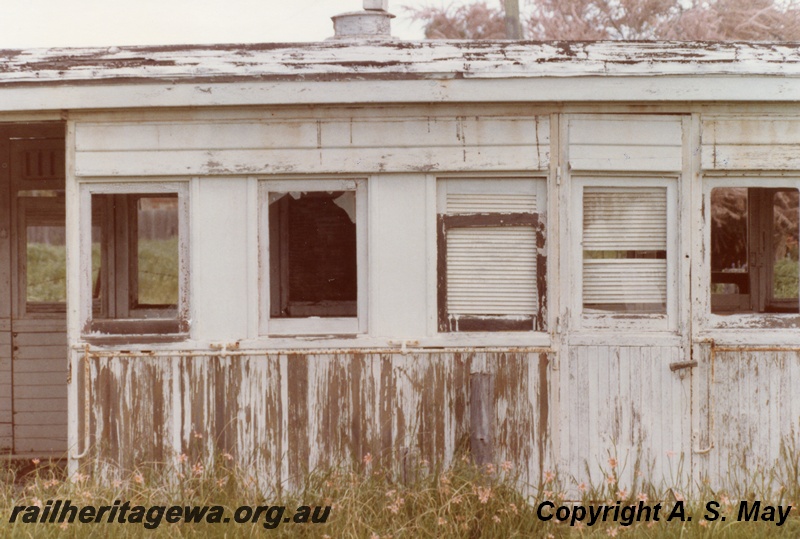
[79,181,190,341]
[15,194,66,318]
[571,175,679,332]
[436,176,547,334]
[704,176,800,329]
[258,178,368,336]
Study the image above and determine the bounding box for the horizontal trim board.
[701,145,800,170]
[703,118,800,145]
[76,147,546,176]
[2,77,800,112]
[76,117,548,152]
[569,118,683,145]
[570,145,682,172]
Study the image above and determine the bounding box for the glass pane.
[710,187,799,314]
[26,225,66,303]
[269,191,357,318]
[136,196,179,307]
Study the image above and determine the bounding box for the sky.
[0,0,474,49]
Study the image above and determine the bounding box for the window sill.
[83,319,189,344]
[81,333,190,345]
[265,317,361,336]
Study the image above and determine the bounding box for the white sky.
[0,0,475,48]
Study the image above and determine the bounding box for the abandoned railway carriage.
[2,1,800,496]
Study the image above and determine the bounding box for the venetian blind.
[582,186,667,306]
[445,186,538,316]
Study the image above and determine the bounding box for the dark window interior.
[711,187,799,314]
[269,191,357,318]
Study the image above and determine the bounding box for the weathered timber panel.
[698,349,800,493]
[12,327,67,455]
[0,319,10,451]
[557,345,692,495]
[568,116,684,172]
[82,351,550,491]
[701,117,800,170]
[74,116,549,176]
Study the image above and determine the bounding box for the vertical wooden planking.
[81,351,551,492]
[287,354,309,484]
[585,345,599,485]
[571,345,584,487]
[378,353,395,470]
[618,346,632,488]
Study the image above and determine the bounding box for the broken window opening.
[711,187,799,314]
[269,190,358,319]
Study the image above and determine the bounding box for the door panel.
[0,124,66,456]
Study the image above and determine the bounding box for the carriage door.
[0,123,67,457]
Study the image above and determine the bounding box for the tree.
[404,0,800,40]
[407,2,506,39]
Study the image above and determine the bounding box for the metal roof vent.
[331,0,395,40]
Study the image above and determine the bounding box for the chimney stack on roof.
[331,0,395,40]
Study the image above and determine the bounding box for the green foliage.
[137,237,179,305]
[26,242,66,302]
[773,257,799,299]
[26,239,178,306]
[4,451,800,538]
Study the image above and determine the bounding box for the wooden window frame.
[259,178,368,336]
[14,195,66,318]
[437,177,547,333]
[79,181,189,342]
[572,175,679,332]
[704,176,800,330]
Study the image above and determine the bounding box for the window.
[710,187,799,314]
[16,193,66,316]
[81,183,188,339]
[437,178,546,332]
[574,178,677,329]
[261,179,367,335]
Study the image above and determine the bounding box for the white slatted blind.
[447,227,537,315]
[583,187,666,250]
[446,193,537,214]
[583,187,667,306]
[583,260,666,304]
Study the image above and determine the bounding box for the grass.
[136,237,179,305]
[4,452,800,538]
[27,239,178,306]
[774,257,799,299]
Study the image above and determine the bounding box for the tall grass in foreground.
[3,453,800,538]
